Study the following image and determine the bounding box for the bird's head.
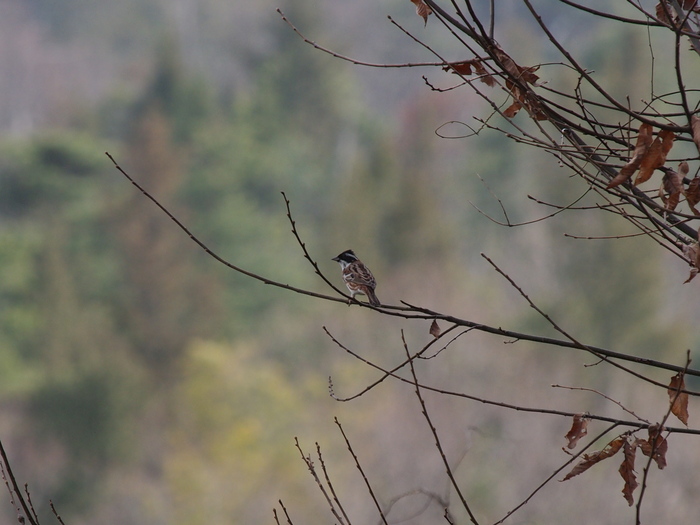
[332,250,358,267]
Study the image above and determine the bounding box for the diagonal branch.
[402,331,480,524]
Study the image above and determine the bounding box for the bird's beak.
[332,256,339,262]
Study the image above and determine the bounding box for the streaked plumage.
[332,249,380,306]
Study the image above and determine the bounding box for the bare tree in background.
[4,1,700,524]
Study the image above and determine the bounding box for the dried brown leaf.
[638,424,668,469]
[692,115,700,154]
[656,1,676,23]
[619,439,638,506]
[659,165,685,211]
[683,241,700,283]
[668,372,689,425]
[564,414,589,449]
[429,319,441,338]
[525,99,548,121]
[562,436,625,481]
[445,59,497,87]
[607,123,653,189]
[472,60,497,87]
[686,176,700,215]
[493,47,539,85]
[635,129,675,185]
[445,60,474,76]
[410,0,432,26]
[503,99,522,118]
[503,81,546,120]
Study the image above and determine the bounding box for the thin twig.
[294,438,346,524]
[401,332,480,524]
[50,501,66,525]
[334,418,388,525]
[328,324,461,401]
[277,9,448,69]
[323,328,699,436]
[552,385,651,424]
[479,252,699,391]
[494,422,620,524]
[0,440,38,525]
[635,350,692,523]
[315,442,351,525]
[275,500,295,525]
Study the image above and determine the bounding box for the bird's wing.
[346,263,376,288]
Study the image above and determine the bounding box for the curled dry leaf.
[692,115,700,154]
[668,372,689,425]
[564,414,589,449]
[682,241,700,283]
[637,424,668,469]
[635,129,675,185]
[445,60,474,76]
[562,435,625,481]
[503,82,547,121]
[658,164,685,211]
[492,46,540,86]
[656,1,677,24]
[607,123,653,189]
[429,319,441,338]
[686,176,700,215]
[503,99,523,118]
[443,59,497,87]
[472,60,497,87]
[410,0,432,26]
[656,0,700,24]
[619,439,638,506]
[490,46,546,121]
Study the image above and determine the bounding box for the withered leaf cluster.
[562,428,667,507]
[607,122,700,284]
[443,49,543,120]
[607,123,675,189]
[443,59,496,87]
[562,373,689,506]
[655,0,700,24]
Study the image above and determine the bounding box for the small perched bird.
[332,249,380,306]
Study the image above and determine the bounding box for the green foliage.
[165,340,313,525]
[131,35,216,143]
[0,134,105,217]
[0,230,43,392]
[27,363,142,513]
[30,368,138,463]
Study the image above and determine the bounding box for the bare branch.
[635,350,692,522]
[294,438,347,524]
[552,385,651,424]
[0,440,38,525]
[334,419,387,525]
[323,328,700,436]
[401,332,480,524]
[494,423,621,524]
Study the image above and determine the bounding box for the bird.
[332,249,380,306]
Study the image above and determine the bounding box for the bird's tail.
[367,289,380,306]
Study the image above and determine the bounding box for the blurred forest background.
[1,0,699,523]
